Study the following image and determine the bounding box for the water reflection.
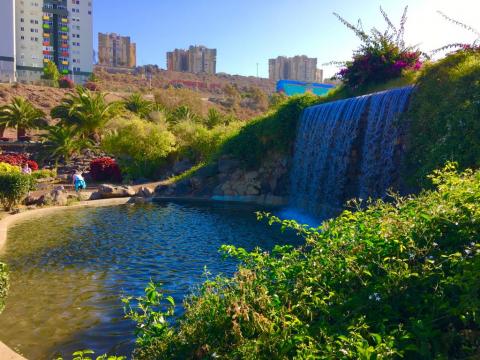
[0,202,298,359]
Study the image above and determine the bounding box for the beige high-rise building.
[269,56,322,82]
[98,33,136,68]
[167,45,216,74]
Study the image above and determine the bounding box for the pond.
[0,201,299,359]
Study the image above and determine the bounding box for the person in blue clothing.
[72,171,86,192]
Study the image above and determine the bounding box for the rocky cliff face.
[155,153,290,206]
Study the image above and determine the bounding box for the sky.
[93,0,480,78]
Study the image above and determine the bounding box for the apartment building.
[269,56,321,82]
[0,0,93,84]
[167,45,217,74]
[98,32,136,68]
[0,0,16,82]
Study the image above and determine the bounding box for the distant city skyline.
[93,0,480,78]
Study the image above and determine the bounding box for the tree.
[102,118,176,179]
[0,97,47,139]
[51,87,120,141]
[41,125,92,164]
[124,93,154,118]
[42,60,61,85]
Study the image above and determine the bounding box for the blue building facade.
[277,80,335,96]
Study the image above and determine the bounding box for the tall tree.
[51,87,120,141]
[0,97,47,139]
[41,125,92,164]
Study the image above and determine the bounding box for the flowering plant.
[89,157,122,183]
[333,6,424,89]
[0,153,38,170]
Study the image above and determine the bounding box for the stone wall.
[155,153,290,206]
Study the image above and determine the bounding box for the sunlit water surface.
[0,202,299,359]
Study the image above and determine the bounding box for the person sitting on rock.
[73,171,87,192]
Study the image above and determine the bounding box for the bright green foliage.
[0,172,35,211]
[405,49,480,188]
[0,97,47,138]
[172,120,241,162]
[123,281,175,351]
[54,349,125,360]
[219,94,320,167]
[0,162,21,174]
[102,118,176,179]
[51,87,121,140]
[41,125,92,163]
[0,262,7,314]
[42,60,61,83]
[30,168,57,180]
[132,164,480,359]
[124,93,155,119]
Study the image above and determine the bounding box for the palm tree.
[41,125,92,164]
[0,97,47,139]
[124,93,154,118]
[51,87,120,141]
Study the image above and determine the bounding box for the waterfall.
[289,86,413,220]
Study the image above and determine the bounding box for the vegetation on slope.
[405,49,480,187]
[127,163,480,359]
[0,262,7,314]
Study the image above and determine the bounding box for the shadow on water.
[0,202,302,359]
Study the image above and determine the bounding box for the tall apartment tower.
[0,0,16,82]
[167,46,217,74]
[98,33,137,68]
[0,0,93,84]
[269,56,321,82]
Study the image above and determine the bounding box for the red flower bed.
[0,153,39,170]
[89,157,122,183]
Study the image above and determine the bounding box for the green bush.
[102,118,176,179]
[218,94,320,167]
[0,172,35,211]
[31,168,57,180]
[405,49,480,187]
[172,121,241,162]
[0,262,7,314]
[130,163,480,359]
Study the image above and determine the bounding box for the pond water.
[0,201,299,359]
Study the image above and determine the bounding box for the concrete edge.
[0,197,133,360]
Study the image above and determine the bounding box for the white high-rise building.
[0,0,93,84]
[0,0,16,82]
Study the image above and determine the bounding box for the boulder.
[24,194,40,206]
[217,158,241,174]
[136,186,154,198]
[96,184,136,199]
[37,193,53,206]
[189,176,203,190]
[51,189,68,206]
[89,192,103,201]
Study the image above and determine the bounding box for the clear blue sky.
[93,0,479,78]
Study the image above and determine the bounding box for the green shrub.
[0,162,20,174]
[102,118,176,179]
[218,94,320,167]
[0,262,7,314]
[405,49,480,188]
[31,168,57,180]
[130,163,480,359]
[0,172,35,211]
[172,121,241,162]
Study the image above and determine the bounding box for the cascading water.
[289,86,413,221]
